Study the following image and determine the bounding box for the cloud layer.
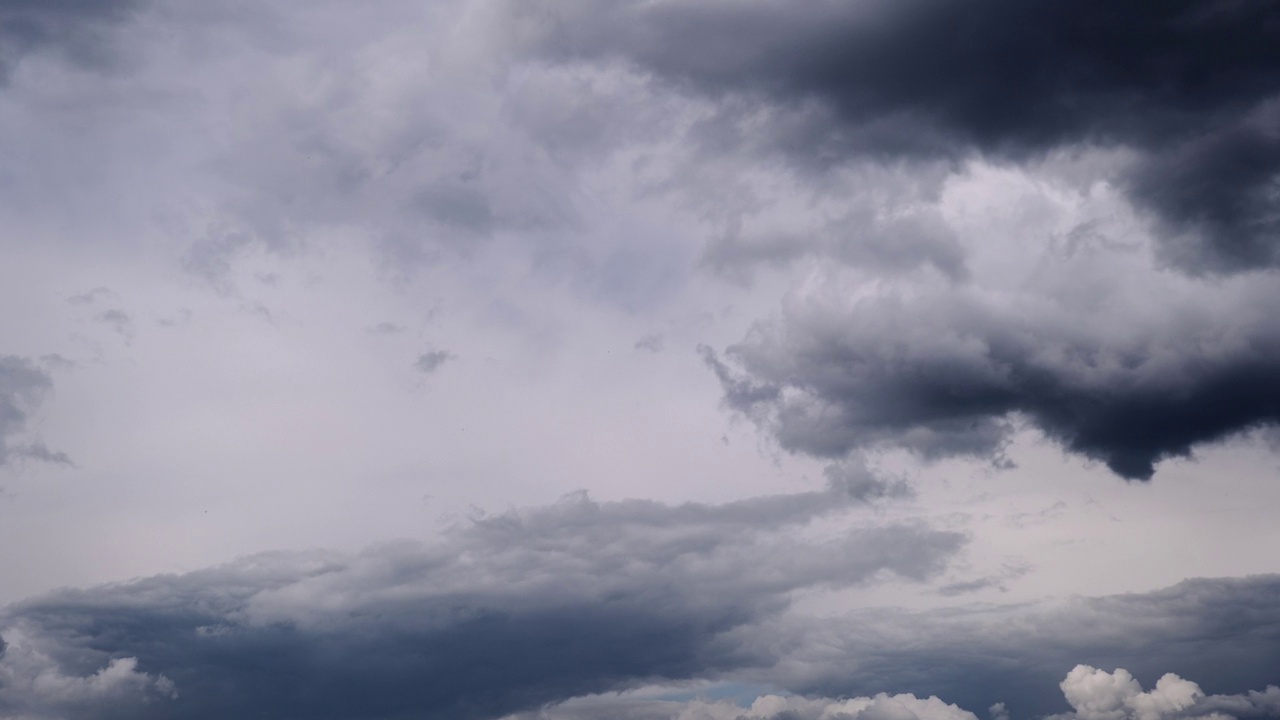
[503,665,1280,720]
[0,490,960,720]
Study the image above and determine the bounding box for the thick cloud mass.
[705,270,1280,479]
[0,490,961,720]
[502,0,1280,479]
[529,0,1280,271]
[0,2,1279,718]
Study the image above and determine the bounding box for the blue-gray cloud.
[0,0,138,83]
[0,489,962,720]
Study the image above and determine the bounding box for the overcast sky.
[1,1,1279,719]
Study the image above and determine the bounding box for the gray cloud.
[702,263,1280,479]
[368,322,407,336]
[524,0,1280,273]
[635,334,666,353]
[0,355,66,468]
[0,489,962,720]
[94,309,133,341]
[66,287,113,306]
[822,458,913,503]
[776,575,1280,719]
[0,0,138,84]
[414,348,454,374]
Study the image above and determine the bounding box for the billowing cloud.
[1054,665,1280,720]
[699,158,1280,479]
[0,489,962,720]
[482,0,1280,479]
[523,0,1280,273]
[0,626,175,720]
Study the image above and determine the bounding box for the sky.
[0,1,1279,718]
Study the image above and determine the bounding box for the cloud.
[502,666,1280,720]
[635,334,666,353]
[65,287,113,306]
[414,348,454,374]
[94,309,133,341]
[368,322,407,336]
[0,355,66,468]
[774,575,1280,718]
[0,489,962,720]
[523,0,1280,273]
[2,491,1278,720]
[0,0,138,84]
[1055,665,1280,720]
[821,458,913,503]
[697,155,1280,480]
[505,688,983,720]
[0,625,175,720]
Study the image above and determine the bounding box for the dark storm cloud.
[702,276,1280,479]
[0,490,963,720]
[0,355,67,468]
[526,0,1280,272]
[0,0,138,83]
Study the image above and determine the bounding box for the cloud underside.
[512,0,1280,480]
[533,0,1280,272]
[0,489,962,720]
[1,484,1278,719]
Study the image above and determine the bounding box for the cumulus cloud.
[0,489,962,720]
[1055,665,1280,720]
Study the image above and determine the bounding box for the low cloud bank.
[505,666,1280,720]
[0,489,960,720]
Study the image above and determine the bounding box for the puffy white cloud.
[1056,665,1280,720]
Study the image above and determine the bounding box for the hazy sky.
[1,1,1279,719]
